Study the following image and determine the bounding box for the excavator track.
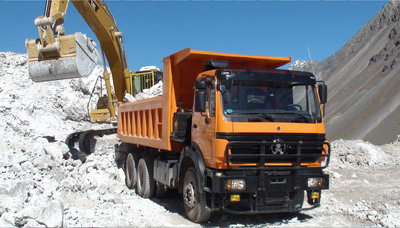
[65,128,117,162]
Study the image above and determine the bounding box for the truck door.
[192,79,216,161]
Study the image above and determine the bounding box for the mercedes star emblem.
[271,138,287,155]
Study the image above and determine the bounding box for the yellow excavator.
[25,0,156,157]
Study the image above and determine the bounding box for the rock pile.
[0,52,195,227]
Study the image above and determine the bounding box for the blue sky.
[0,0,388,70]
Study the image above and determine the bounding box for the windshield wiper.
[257,113,275,122]
[230,112,275,122]
[278,112,311,123]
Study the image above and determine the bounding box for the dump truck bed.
[117,48,291,151]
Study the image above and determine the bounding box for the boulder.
[23,219,45,228]
[43,143,65,164]
[0,203,4,216]
[0,180,31,198]
[36,200,64,228]
[0,217,15,227]
[33,157,58,170]
[0,212,16,226]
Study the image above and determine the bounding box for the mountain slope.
[291,1,400,145]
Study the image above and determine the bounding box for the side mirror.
[195,80,207,89]
[318,84,328,104]
[195,90,207,112]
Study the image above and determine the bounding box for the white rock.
[20,206,41,220]
[0,203,4,216]
[36,200,64,228]
[72,160,82,167]
[0,180,31,198]
[0,139,8,153]
[43,143,66,164]
[33,156,59,170]
[0,217,15,227]
[0,150,27,167]
[23,219,46,228]
[117,168,125,183]
[1,212,16,226]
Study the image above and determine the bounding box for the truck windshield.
[219,72,322,123]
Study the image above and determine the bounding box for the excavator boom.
[71,0,132,100]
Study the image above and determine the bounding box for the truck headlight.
[226,179,246,191]
[308,177,324,188]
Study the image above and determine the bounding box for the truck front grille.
[217,133,330,170]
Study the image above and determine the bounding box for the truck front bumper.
[204,168,329,214]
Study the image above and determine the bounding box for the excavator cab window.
[96,95,109,109]
[131,70,163,95]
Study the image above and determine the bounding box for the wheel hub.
[184,182,196,208]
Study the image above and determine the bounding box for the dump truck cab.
[187,66,329,214]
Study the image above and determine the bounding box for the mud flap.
[26,32,99,82]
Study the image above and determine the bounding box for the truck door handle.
[193,124,198,129]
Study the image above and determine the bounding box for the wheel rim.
[184,181,196,208]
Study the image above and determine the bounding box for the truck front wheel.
[183,167,211,223]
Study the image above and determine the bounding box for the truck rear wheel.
[183,167,211,223]
[125,153,137,189]
[136,157,155,198]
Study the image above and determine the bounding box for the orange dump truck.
[116,48,330,222]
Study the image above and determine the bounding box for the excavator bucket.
[26,32,99,82]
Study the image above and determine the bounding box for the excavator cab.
[26,32,99,82]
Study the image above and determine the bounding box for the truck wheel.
[125,153,137,189]
[136,157,155,198]
[183,167,211,223]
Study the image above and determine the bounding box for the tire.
[125,153,137,189]
[136,157,155,198]
[183,167,211,223]
[154,182,168,198]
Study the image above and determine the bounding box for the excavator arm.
[72,0,132,100]
[26,0,132,122]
